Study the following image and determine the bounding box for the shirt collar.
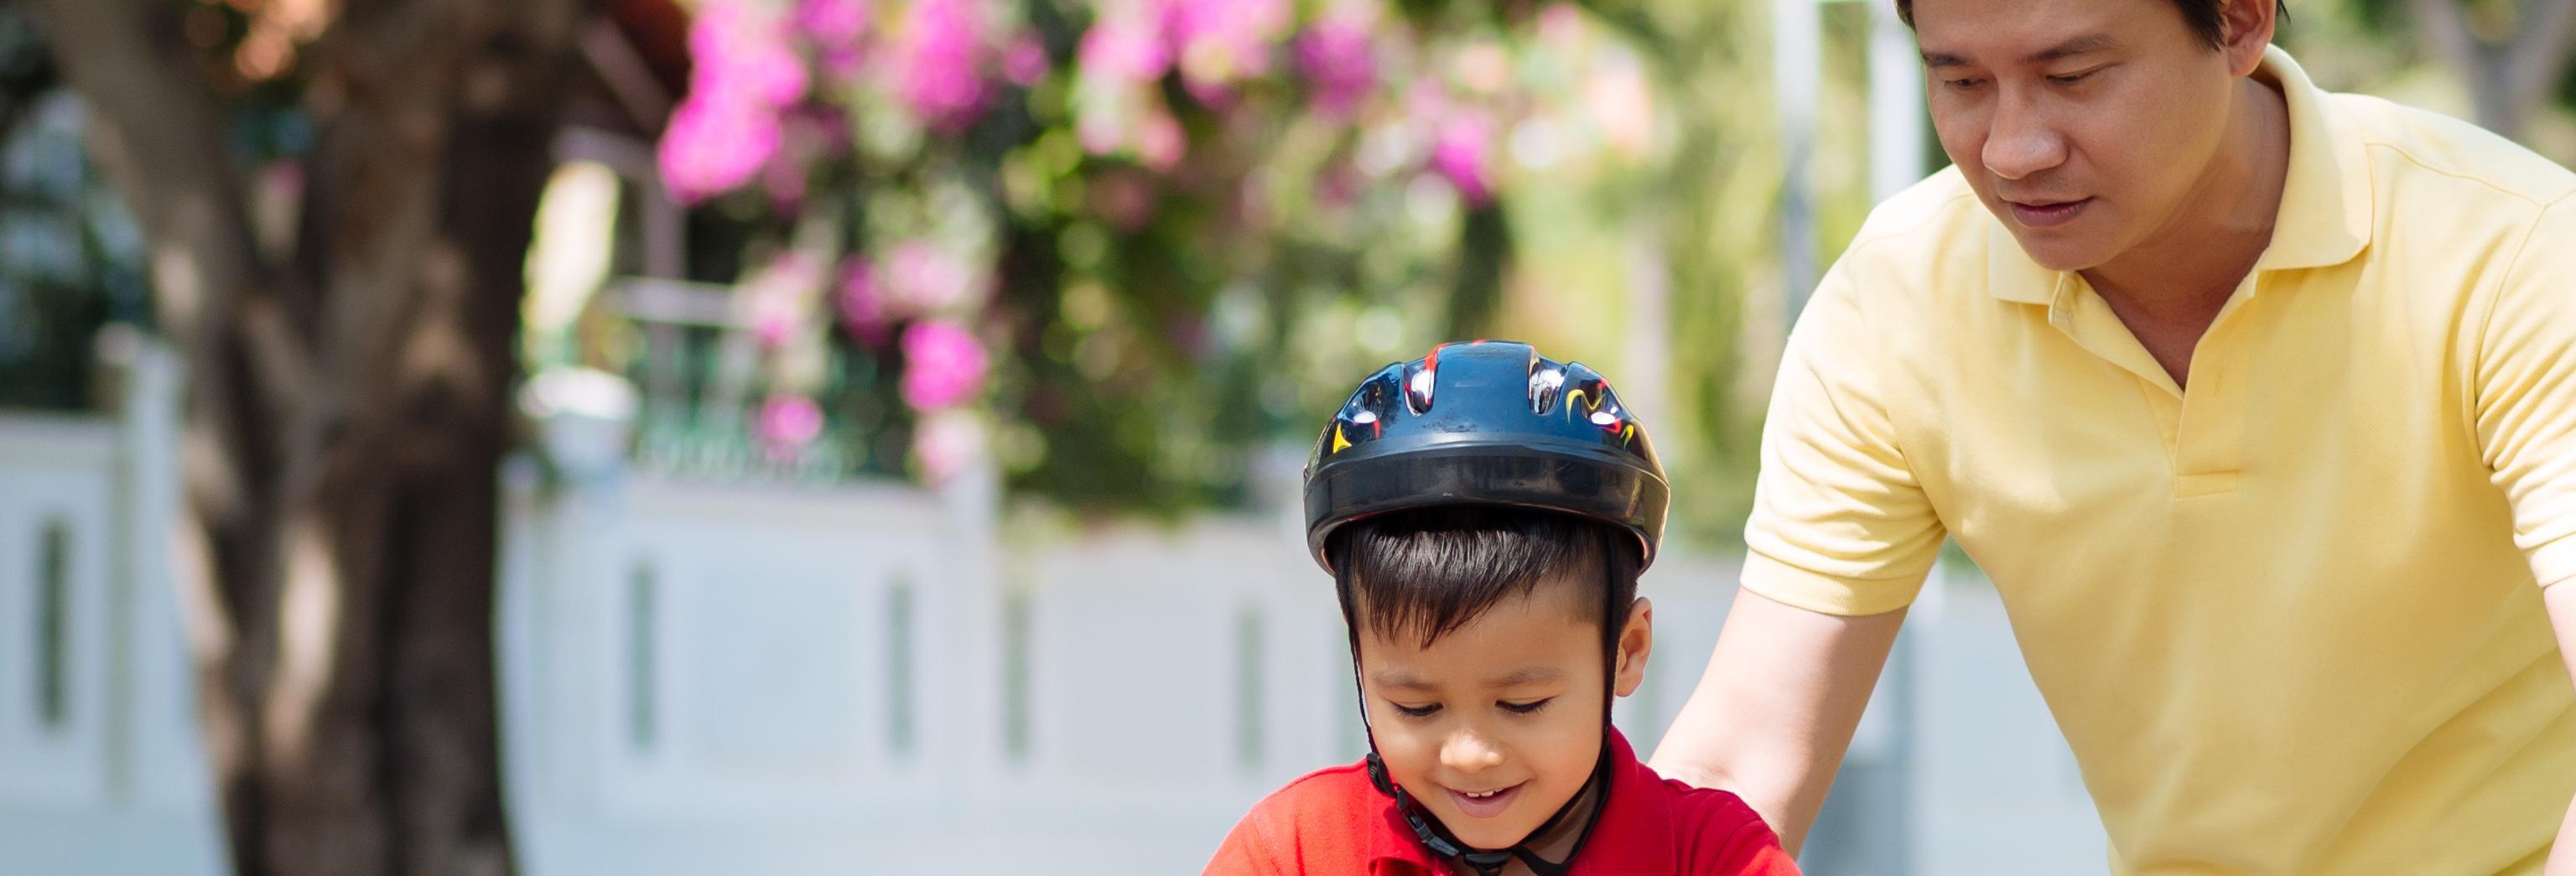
[1365,784,1439,873]
[1983,44,2374,305]
[1364,728,1667,873]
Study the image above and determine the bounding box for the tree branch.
[2504,0,2576,125]
[26,0,304,544]
[2413,0,2483,80]
[28,0,262,358]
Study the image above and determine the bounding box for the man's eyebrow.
[1921,34,2120,70]
[2025,34,2118,65]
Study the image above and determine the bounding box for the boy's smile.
[1356,574,1653,851]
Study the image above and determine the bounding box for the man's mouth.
[1444,781,1526,818]
[2006,197,2093,228]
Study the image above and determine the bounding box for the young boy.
[1206,341,1800,875]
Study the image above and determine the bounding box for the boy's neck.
[1437,770,1606,876]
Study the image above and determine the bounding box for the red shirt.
[1203,729,1801,875]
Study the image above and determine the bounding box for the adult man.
[1648,0,2576,870]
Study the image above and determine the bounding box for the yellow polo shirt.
[1744,47,2576,873]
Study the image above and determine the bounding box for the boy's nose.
[1437,729,1506,773]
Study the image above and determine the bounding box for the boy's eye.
[1392,702,1441,718]
[1499,698,1552,715]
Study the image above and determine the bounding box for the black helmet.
[1301,340,1669,573]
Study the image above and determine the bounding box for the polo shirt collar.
[1365,784,1439,873]
[1983,44,2373,305]
[1364,729,1667,873]
[2252,45,2371,270]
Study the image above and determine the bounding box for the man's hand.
[1649,586,1907,854]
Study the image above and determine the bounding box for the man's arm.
[1649,587,1906,855]
[1662,237,1940,853]
[2543,583,2576,876]
[2474,194,2576,875]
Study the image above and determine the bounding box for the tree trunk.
[28,0,583,873]
[2411,0,2576,139]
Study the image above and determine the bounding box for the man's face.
[1355,578,1644,850]
[1914,0,2242,271]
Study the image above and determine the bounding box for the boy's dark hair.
[1893,0,2288,50]
[1327,505,1642,655]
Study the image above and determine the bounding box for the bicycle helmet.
[1302,340,1668,573]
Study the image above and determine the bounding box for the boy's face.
[1356,577,1652,850]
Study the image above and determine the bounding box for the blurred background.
[0,0,2570,872]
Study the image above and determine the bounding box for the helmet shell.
[1301,340,1669,573]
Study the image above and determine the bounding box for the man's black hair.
[1326,505,1642,656]
[1894,0,2289,50]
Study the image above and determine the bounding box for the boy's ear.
[1612,597,1653,697]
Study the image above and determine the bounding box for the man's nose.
[1983,90,2068,182]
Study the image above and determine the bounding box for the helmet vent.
[1530,367,1566,415]
[1405,364,1436,414]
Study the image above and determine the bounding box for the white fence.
[0,336,226,876]
[0,345,2104,875]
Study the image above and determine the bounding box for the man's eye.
[1393,702,1441,718]
[1942,77,1986,92]
[1499,698,1552,715]
[2049,69,2101,86]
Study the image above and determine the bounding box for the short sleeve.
[1740,254,1946,616]
[1707,820,1803,875]
[1677,788,1806,875]
[1201,810,1290,876]
[2475,194,2576,590]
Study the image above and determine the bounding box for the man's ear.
[1612,597,1654,697]
[2219,0,2277,77]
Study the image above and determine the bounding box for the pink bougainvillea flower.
[1135,108,1186,172]
[658,96,784,202]
[743,251,822,347]
[836,256,891,345]
[691,0,808,107]
[1293,6,1377,118]
[900,319,991,411]
[879,240,987,315]
[1077,1,1171,83]
[797,0,875,82]
[797,0,871,47]
[1004,34,1052,86]
[892,0,994,132]
[912,408,985,481]
[756,393,826,459]
[1429,111,1495,206]
[762,151,811,213]
[660,0,807,202]
[1167,0,1290,105]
